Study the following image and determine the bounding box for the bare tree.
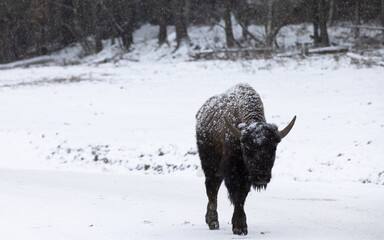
[382,0,384,43]
[354,0,361,46]
[262,0,305,48]
[312,0,320,46]
[227,2,264,46]
[154,0,169,46]
[232,0,249,41]
[90,1,103,53]
[312,0,329,47]
[3,0,384,64]
[57,0,76,46]
[222,0,235,48]
[328,0,336,26]
[319,0,329,46]
[240,0,250,40]
[264,0,274,47]
[113,0,135,50]
[382,0,384,26]
[171,0,189,49]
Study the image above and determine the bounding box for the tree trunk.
[312,0,320,46]
[154,0,168,45]
[72,0,92,54]
[59,0,76,46]
[382,0,384,43]
[112,0,135,50]
[92,2,103,53]
[319,0,329,46]
[354,0,360,46]
[185,0,190,27]
[122,2,135,49]
[328,0,336,26]
[101,1,117,45]
[171,0,189,49]
[223,0,235,48]
[382,0,384,26]
[265,0,274,47]
[238,0,249,40]
[0,23,12,63]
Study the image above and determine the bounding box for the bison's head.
[225,116,296,190]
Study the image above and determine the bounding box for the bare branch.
[228,5,264,46]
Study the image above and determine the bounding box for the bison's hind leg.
[198,144,223,230]
[204,172,222,230]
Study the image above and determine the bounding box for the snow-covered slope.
[0,57,383,184]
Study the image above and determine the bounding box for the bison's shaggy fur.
[196,83,295,235]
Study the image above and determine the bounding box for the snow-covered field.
[1,24,384,239]
[1,169,383,240]
[1,57,383,183]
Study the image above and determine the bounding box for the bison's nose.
[256,174,271,183]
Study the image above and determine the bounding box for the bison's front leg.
[232,201,248,235]
[225,171,250,235]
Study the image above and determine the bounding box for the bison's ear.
[279,116,296,139]
[224,116,242,139]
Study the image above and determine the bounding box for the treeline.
[1,0,383,64]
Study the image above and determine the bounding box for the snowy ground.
[1,58,383,183]
[1,23,384,239]
[1,169,384,240]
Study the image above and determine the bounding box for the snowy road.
[1,168,383,240]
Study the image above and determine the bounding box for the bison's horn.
[279,116,296,139]
[224,116,242,139]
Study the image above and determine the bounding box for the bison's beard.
[252,183,267,192]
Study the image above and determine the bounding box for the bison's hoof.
[206,210,219,230]
[233,227,248,236]
[208,220,219,230]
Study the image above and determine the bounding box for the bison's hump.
[196,83,266,138]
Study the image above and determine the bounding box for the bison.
[195,83,296,235]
